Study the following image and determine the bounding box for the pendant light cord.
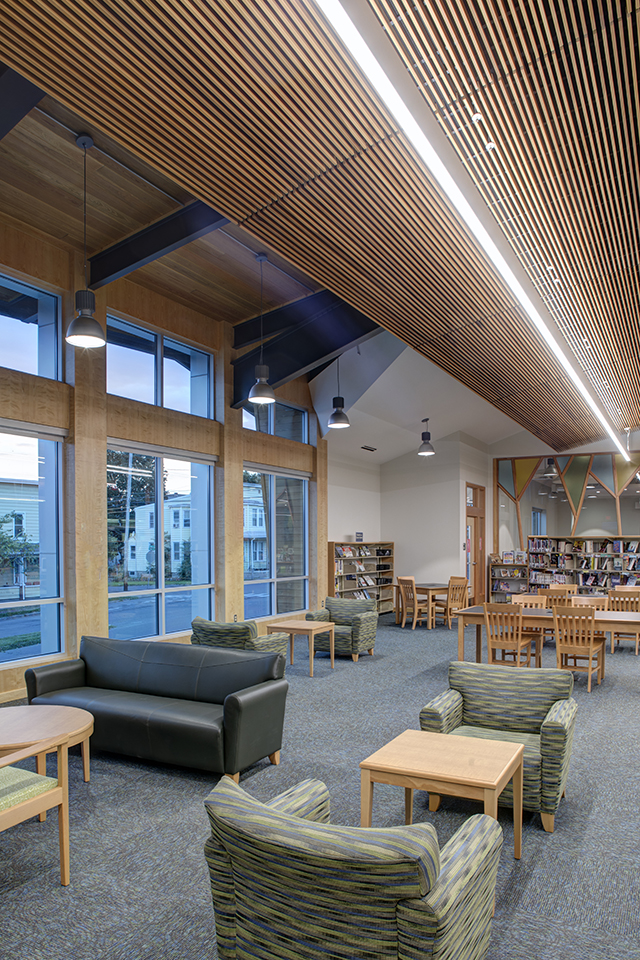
[337,356,341,395]
[82,145,88,290]
[259,258,264,365]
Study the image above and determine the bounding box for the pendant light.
[417,418,435,456]
[542,458,559,479]
[328,356,350,429]
[247,253,276,405]
[65,134,106,348]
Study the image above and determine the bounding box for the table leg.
[428,793,441,812]
[404,787,414,824]
[476,624,483,663]
[329,625,335,669]
[289,634,294,665]
[308,634,314,677]
[483,788,498,821]
[513,757,523,860]
[360,769,373,827]
[81,737,91,782]
[458,617,465,659]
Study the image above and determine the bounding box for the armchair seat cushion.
[306,597,378,659]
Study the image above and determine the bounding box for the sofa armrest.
[223,678,289,775]
[25,659,86,702]
[305,609,331,622]
[266,778,330,823]
[419,689,463,734]
[540,697,578,813]
[397,814,502,956]
[351,610,378,645]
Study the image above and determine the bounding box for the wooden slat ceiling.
[0,0,636,449]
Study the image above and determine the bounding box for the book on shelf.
[613,558,623,571]
[514,550,527,563]
[626,541,638,553]
[626,574,637,586]
[612,540,622,553]
[334,559,344,574]
[498,581,511,592]
[335,545,345,557]
[502,551,515,563]
[611,573,621,587]
[354,560,366,572]
[360,546,372,556]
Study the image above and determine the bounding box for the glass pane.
[243,404,269,433]
[244,581,272,618]
[275,477,306,577]
[498,496,518,554]
[164,459,210,587]
[107,450,157,592]
[274,404,306,442]
[276,579,306,614]
[498,459,515,497]
[0,603,61,664]
[564,456,590,511]
[590,456,615,493]
[164,588,210,633]
[0,433,60,602]
[0,276,57,379]
[242,407,257,430]
[107,317,156,403]
[108,595,158,639]
[574,483,618,537]
[243,471,270,579]
[163,338,210,417]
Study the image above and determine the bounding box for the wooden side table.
[360,728,524,858]
[273,620,335,677]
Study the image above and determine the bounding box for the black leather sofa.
[25,636,288,777]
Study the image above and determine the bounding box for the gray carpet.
[2,616,640,959]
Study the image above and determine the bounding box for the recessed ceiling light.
[486,141,496,150]
[588,495,597,498]
[586,484,595,488]
[471,112,482,123]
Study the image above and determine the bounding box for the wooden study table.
[457,605,640,662]
[360,729,523,858]
[394,582,448,627]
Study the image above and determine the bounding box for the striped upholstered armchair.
[205,776,503,960]
[190,617,289,658]
[420,661,577,833]
[305,596,378,662]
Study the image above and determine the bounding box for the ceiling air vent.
[361,445,377,452]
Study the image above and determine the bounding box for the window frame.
[0,271,61,381]
[106,314,215,419]
[242,399,308,443]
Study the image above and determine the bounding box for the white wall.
[328,458,381,542]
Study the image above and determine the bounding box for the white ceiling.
[312,336,528,466]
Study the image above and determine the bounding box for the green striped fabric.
[191,618,289,658]
[306,598,378,657]
[449,661,574,733]
[419,661,577,817]
[0,766,58,812]
[204,776,502,960]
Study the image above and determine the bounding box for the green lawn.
[0,632,41,652]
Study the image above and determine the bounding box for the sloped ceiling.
[0,0,637,451]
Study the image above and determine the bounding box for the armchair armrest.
[351,610,378,645]
[266,778,330,823]
[419,689,463,734]
[540,697,578,813]
[398,814,502,956]
[25,659,86,702]
[223,678,289,775]
[305,609,331,622]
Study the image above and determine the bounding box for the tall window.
[242,401,307,442]
[243,470,308,618]
[106,317,213,418]
[0,431,63,664]
[532,508,547,535]
[0,274,58,379]
[107,448,215,639]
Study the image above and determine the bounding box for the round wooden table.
[0,704,94,781]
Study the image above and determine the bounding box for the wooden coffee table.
[0,704,94,782]
[273,620,335,677]
[360,728,524,858]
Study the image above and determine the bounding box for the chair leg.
[540,812,555,833]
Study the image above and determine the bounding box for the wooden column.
[311,430,328,608]
[214,323,244,620]
[64,258,108,653]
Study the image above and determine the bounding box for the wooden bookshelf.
[527,536,640,593]
[329,541,394,614]
[489,553,529,602]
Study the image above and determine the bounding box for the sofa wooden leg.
[352,653,359,662]
[268,751,280,766]
[540,812,554,833]
[368,648,374,656]
[226,772,240,783]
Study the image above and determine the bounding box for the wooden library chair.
[570,594,608,649]
[397,576,430,629]
[553,605,605,692]
[483,603,532,667]
[607,589,640,654]
[433,577,468,629]
[511,594,546,666]
[0,735,70,885]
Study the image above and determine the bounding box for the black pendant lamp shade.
[417,418,435,456]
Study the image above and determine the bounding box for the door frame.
[465,483,486,604]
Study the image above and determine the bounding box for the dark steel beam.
[232,292,380,407]
[234,290,343,348]
[0,64,44,140]
[89,200,229,288]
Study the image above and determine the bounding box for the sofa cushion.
[32,686,226,772]
[448,661,574,734]
[80,636,284,703]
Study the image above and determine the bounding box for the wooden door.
[466,484,486,604]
